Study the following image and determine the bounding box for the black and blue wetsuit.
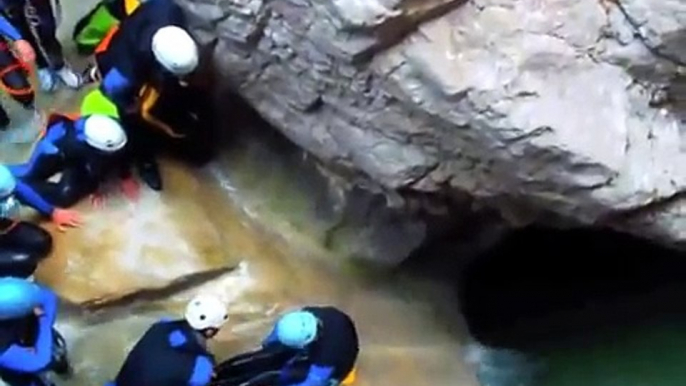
[215,307,359,386]
[9,114,128,208]
[94,0,195,190]
[108,318,214,386]
[0,218,51,279]
[0,12,33,127]
[0,284,58,386]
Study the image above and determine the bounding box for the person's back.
[303,306,359,381]
[111,295,229,386]
[115,319,212,386]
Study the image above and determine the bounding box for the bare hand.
[13,39,35,64]
[51,208,83,232]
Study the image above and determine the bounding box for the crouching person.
[107,294,229,386]
[0,277,69,386]
[214,306,359,386]
[9,107,137,210]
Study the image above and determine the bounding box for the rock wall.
[182,0,686,250]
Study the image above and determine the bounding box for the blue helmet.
[275,310,319,348]
[0,278,42,320]
[0,165,16,198]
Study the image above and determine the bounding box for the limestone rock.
[184,0,686,248]
[615,0,686,64]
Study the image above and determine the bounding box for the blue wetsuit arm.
[13,181,54,217]
[285,365,334,386]
[100,68,137,112]
[188,355,214,386]
[0,289,57,373]
[0,15,22,41]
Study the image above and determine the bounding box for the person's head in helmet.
[275,310,320,349]
[151,26,199,79]
[184,294,229,339]
[83,114,128,153]
[0,165,16,200]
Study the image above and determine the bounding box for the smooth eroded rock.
[185,0,686,249]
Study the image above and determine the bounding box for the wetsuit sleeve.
[0,15,22,41]
[0,289,57,373]
[13,181,54,217]
[100,68,138,111]
[285,365,334,386]
[188,355,214,386]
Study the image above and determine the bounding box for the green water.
[540,319,686,386]
[475,317,686,386]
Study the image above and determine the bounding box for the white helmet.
[184,294,229,331]
[152,26,199,76]
[84,115,127,152]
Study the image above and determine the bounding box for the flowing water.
[2,1,686,386]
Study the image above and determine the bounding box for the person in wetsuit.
[0,277,70,386]
[0,217,51,280]
[214,306,359,386]
[86,0,199,191]
[0,14,35,130]
[9,112,136,211]
[0,0,82,92]
[0,164,80,232]
[107,294,229,386]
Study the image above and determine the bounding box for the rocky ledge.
[182,0,686,251]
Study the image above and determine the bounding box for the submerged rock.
[184,0,686,250]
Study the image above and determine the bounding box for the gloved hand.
[51,209,83,232]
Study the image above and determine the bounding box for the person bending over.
[9,112,136,210]
[0,277,70,386]
[214,306,359,386]
[107,294,229,386]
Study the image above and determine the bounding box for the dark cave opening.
[402,224,686,350]
[457,226,686,349]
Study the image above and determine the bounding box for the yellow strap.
[124,0,140,15]
[139,84,185,138]
[341,368,357,386]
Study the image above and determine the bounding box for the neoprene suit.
[0,285,58,386]
[0,218,51,279]
[9,114,128,208]
[107,318,214,386]
[0,13,33,127]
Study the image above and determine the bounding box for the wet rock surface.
[184,0,686,250]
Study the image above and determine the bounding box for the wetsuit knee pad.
[8,221,52,258]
